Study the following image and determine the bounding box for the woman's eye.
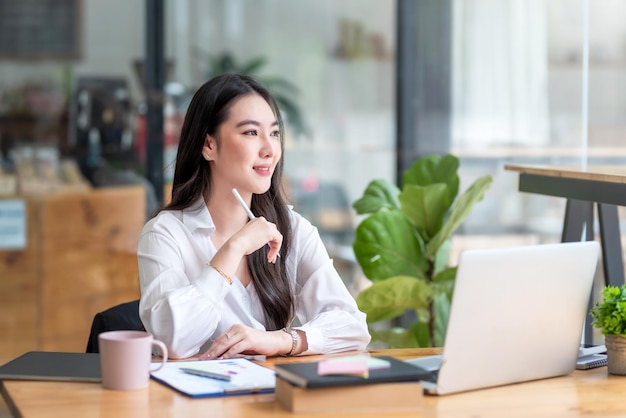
[270,130,281,137]
[243,130,257,136]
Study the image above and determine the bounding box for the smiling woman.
[201,92,282,200]
[137,73,371,360]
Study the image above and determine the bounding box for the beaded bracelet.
[209,262,233,285]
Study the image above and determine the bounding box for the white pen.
[231,188,280,258]
[231,188,256,220]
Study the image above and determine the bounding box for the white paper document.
[150,358,276,398]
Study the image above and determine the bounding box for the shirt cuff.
[298,326,323,355]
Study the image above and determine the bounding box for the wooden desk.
[2,348,626,418]
[505,164,626,340]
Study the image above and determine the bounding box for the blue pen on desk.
[179,367,232,382]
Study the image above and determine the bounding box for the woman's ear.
[202,134,216,161]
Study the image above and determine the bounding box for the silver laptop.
[406,241,600,395]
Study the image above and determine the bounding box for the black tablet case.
[0,351,101,382]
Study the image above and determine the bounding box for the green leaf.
[415,307,430,322]
[356,276,433,323]
[239,56,268,75]
[399,184,450,240]
[213,53,237,74]
[432,266,457,299]
[369,328,419,349]
[403,154,460,203]
[259,76,300,95]
[353,211,428,281]
[274,95,309,137]
[426,175,493,258]
[352,180,401,214]
[432,292,451,346]
[433,240,452,275]
[410,321,432,348]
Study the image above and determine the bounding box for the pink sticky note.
[317,359,369,377]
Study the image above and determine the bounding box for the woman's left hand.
[198,324,291,359]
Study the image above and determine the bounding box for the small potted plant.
[590,284,626,375]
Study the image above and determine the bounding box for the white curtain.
[452,0,549,148]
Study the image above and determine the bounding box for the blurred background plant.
[195,50,309,139]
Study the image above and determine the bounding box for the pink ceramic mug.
[98,330,168,390]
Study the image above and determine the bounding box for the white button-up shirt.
[138,197,371,359]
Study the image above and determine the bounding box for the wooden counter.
[0,186,145,359]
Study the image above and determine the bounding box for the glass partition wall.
[452,0,626,254]
[1,1,625,331]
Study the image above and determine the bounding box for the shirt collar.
[182,196,215,234]
[181,198,293,234]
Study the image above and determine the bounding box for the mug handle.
[150,339,169,372]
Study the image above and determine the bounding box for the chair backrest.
[85,299,144,353]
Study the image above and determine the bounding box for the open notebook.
[406,241,600,395]
[150,357,276,398]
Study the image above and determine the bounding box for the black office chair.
[85,299,144,353]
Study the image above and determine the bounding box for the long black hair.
[163,73,293,330]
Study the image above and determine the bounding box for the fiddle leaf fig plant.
[353,154,493,347]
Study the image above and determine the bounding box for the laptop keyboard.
[404,355,442,383]
[420,369,439,383]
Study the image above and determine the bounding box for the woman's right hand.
[230,216,282,264]
[208,216,282,283]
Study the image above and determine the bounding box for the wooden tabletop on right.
[504,164,626,184]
